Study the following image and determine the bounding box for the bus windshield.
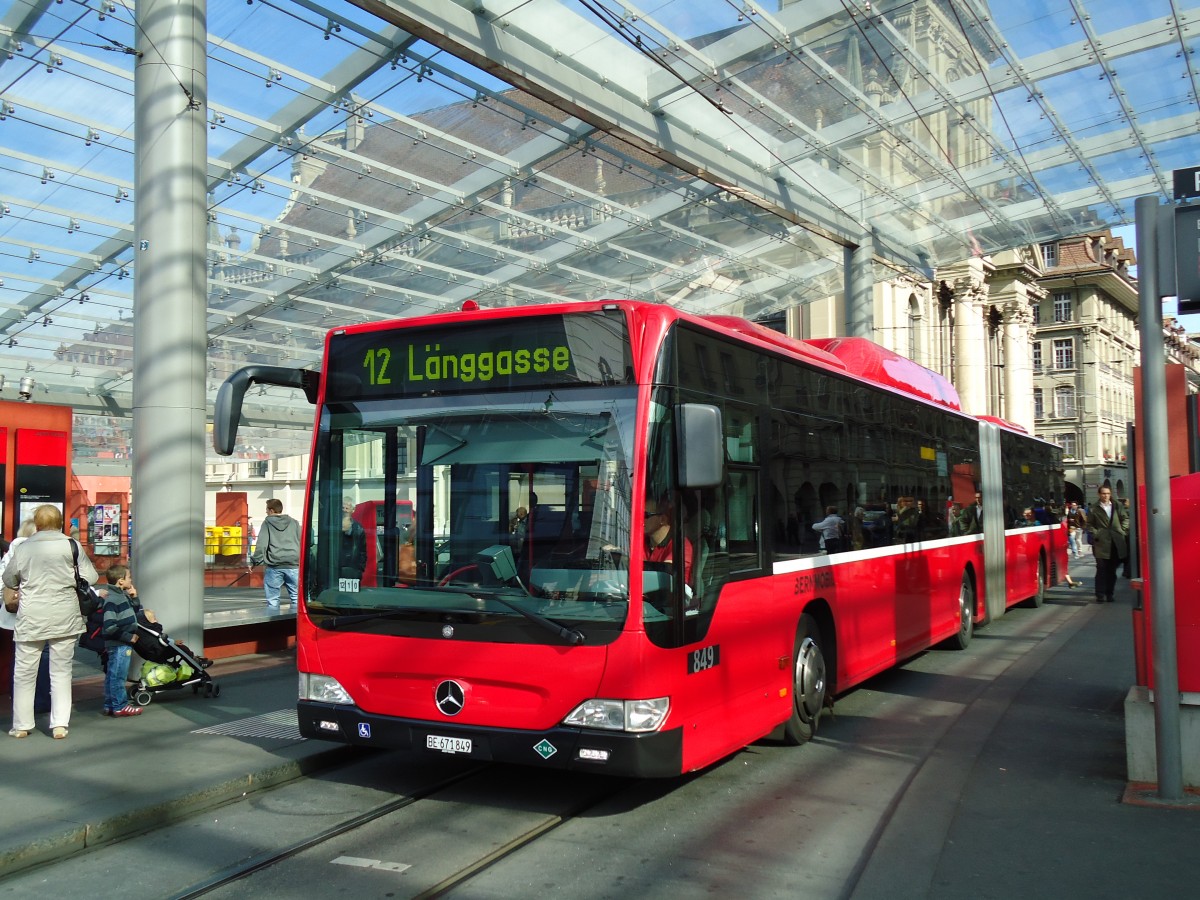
[304,386,638,642]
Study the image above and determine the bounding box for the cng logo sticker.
[357,723,372,739]
[533,739,558,760]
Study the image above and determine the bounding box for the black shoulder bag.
[71,540,100,617]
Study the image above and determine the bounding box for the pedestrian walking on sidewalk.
[2,505,96,740]
[1087,486,1128,604]
[1065,501,1086,558]
[250,499,301,609]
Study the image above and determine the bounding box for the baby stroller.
[129,620,220,706]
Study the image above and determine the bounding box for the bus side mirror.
[676,403,724,489]
[213,365,321,456]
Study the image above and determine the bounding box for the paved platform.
[2,556,1196,892]
[201,586,298,627]
[4,651,349,877]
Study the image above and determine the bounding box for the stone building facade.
[1031,232,1199,503]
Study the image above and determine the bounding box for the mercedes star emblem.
[435,680,465,716]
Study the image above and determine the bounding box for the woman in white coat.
[2,506,97,739]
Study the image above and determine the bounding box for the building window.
[1041,242,1058,268]
[1054,385,1076,418]
[907,295,921,361]
[1053,337,1074,370]
[1056,432,1077,459]
[1031,303,1041,325]
[1053,292,1073,323]
[1034,387,1044,420]
[1032,341,1042,372]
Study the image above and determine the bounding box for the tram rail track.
[413,776,634,899]
[168,764,488,900]
[167,759,635,900]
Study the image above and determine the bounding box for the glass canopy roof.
[1,0,1197,463]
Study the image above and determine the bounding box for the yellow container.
[203,527,221,555]
[219,526,243,556]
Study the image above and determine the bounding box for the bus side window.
[683,486,724,611]
[725,469,760,574]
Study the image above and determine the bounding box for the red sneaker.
[111,705,143,717]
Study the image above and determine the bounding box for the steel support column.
[132,0,208,650]
[1134,195,1182,800]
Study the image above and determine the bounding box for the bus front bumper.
[298,700,683,778]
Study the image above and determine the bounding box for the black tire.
[946,572,975,650]
[783,613,828,745]
[211,683,221,698]
[134,690,153,706]
[1025,557,1046,608]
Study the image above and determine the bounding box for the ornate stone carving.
[1003,300,1035,328]
[951,275,988,306]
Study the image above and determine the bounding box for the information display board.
[15,429,68,524]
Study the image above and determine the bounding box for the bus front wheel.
[783,613,828,745]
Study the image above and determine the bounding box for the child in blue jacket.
[100,564,153,717]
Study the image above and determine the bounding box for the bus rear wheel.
[783,613,827,745]
[1025,557,1046,608]
[946,572,975,650]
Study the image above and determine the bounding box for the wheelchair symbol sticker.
[357,723,371,739]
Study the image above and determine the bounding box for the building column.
[1002,300,1035,432]
[846,232,874,339]
[132,0,208,650]
[951,274,989,416]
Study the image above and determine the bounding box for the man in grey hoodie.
[250,499,301,609]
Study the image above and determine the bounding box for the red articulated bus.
[214,300,1066,777]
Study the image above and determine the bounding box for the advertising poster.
[93,503,122,556]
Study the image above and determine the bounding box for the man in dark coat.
[1086,486,1128,603]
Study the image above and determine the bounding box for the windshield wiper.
[469,589,585,645]
[320,593,584,644]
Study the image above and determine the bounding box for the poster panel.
[92,504,122,556]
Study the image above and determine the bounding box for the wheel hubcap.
[795,636,826,722]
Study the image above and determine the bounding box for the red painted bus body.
[217,300,1065,776]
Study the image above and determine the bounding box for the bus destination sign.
[326,310,632,400]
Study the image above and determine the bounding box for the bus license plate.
[426,734,472,755]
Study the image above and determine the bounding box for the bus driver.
[643,495,694,584]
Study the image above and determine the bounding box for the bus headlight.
[299,672,354,705]
[563,697,669,733]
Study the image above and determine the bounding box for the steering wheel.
[438,564,481,587]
